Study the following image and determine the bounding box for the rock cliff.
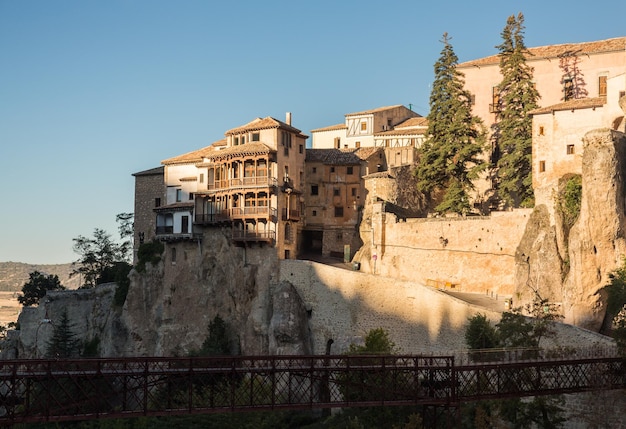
[516,128,626,330]
[3,228,314,359]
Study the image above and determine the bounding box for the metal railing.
[0,353,623,426]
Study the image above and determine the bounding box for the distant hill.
[0,262,81,291]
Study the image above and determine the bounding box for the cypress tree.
[494,13,540,208]
[416,33,487,214]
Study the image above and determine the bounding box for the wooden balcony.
[205,177,277,193]
[281,208,300,221]
[230,206,277,220]
[155,226,198,242]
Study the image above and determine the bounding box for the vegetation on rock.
[464,296,566,427]
[18,270,65,306]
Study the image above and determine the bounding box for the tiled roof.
[161,143,219,165]
[529,97,606,115]
[375,128,427,137]
[394,117,428,128]
[310,123,347,133]
[225,116,304,136]
[153,202,194,212]
[207,142,274,160]
[458,37,626,68]
[306,147,381,164]
[345,105,406,116]
[132,166,164,176]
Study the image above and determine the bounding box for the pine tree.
[415,33,487,214]
[46,310,81,358]
[494,13,540,208]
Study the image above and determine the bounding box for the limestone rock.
[564,129,626,330]
[268,281,312,355]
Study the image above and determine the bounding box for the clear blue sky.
[1,1,624,264]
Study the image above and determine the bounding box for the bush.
[136,240,164,273]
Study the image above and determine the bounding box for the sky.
[1,0,625,265]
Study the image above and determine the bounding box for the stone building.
[302,147,383,259]
[131,166,165,261]
[458,36,626,130]
[134,114,308,260]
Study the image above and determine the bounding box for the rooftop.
[458,36,626,68]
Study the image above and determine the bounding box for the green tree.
[601,258,626,352]
[493,13,540,208]
[348,327,396,354]
[415,32,487,214]
[72,228,127,288]
[115,212,134,263]
[191,315,231,357]
[46,309,81,358]
[465,313,499,352]
[18,271,65,306]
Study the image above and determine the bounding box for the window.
[234,137,239,145]
[311,184,318,195]
[347,166,354,175]
[539,161,546,172]
[333,188,340,196]
[490,86,500,113]
[334,206,344,217]
[351,187,357,197]
[155,197,161,207]
[470,94,476,105]
[599,75,607,97]
[171,247,177,263]
[360,121,367,131]
[299,144,303,154]
[312,210,317,216]
[176,189,182,202]
[241,136,246,144]
[355,141,360,148]
[199,173,204,183]
[567,144,575,155]
[336,232,342,241]
[334,137,340,149]
[539,126,545,136]
[330,167,335,173]
[189,193,194,200]
[564,78,574,101]
[252,132,260,142]
[284,223,292,242]
[312,167,317,174]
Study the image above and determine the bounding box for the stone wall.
[280,259,503,355]
[354,208,532,297]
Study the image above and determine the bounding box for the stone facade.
[132,166,165,262]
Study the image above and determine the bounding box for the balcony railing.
[281,208,300,221]
[205,177,277,193]
[232,229,276,243]
[231,206,277,219]
[155,226,174,235]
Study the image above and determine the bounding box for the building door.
[181,215,189,234]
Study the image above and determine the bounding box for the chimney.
[286,112,292,126]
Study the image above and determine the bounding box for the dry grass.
[0,291,22,326]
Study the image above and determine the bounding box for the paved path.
[440,291,510,313]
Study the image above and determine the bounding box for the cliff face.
[515,129,626,330]
[119,228,310,357]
